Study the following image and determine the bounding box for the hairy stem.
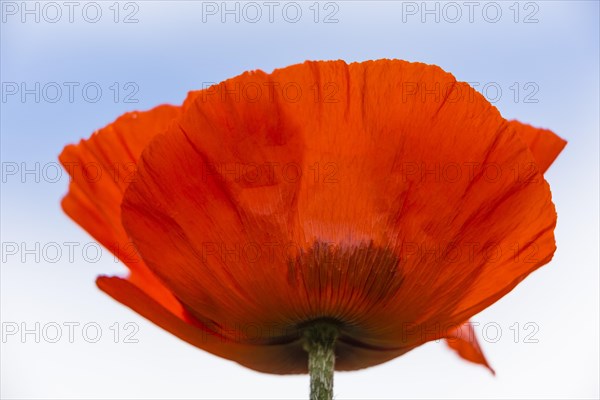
[302,322,339,400]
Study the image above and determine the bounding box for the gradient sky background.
[1,1,599,399]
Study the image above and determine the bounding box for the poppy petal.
[59,105,182,309]
[96,275,409,373]
[444,119,566,375]
[120,122,299,341]
[445,322,495,374]
[510,120,567,174]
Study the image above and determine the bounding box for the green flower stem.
[302,322,339,400]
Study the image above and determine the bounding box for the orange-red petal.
[59,105,182,312]
[510,120,567,174]
[445,322,495,374]
[96,275,411,373]
[441,110,565,376]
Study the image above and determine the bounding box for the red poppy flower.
[60,60,565,388]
